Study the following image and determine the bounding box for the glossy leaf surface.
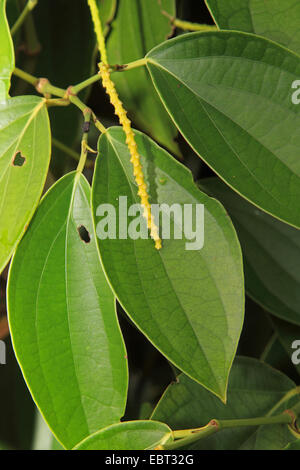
[8,172,128,449]
[74,420,172,450]
[0,0,14,101]
[147,31,300,229]
[206,0,300,55]
[200,178,300,326]
[92,126,244,401]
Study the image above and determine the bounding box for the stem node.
[36,78,51,98]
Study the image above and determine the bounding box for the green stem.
[72,74,101,95]
[13,66,37,86]
[12,67,106,133]
[160,9,218,33]
[46,98,69,107]
[11,0,38,36]
[114,57,148,72]
[72,57,148,94]
[173,18,218,32]
[164,410,298,450]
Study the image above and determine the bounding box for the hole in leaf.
[12,151,26,167]
[77,225,91,243]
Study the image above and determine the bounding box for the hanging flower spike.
[100,63,162,250]
[87,0,162,249]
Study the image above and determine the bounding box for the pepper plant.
[0,0,300,451]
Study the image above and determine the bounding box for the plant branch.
[76,110,92,178]
[71,57,148,94]
[173,18,218,32]
[12,67,106,133]
[72,74,101,95]
[161,10,218,32]
[111,58,148,73]
[46,98,70,107]
[13,66,38,87]
[163,406,300,450]
[11,0,39,36]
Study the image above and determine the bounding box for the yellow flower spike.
[87,0,108,65]
[87,0,162,250]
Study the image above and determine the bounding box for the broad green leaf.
[107,0,180,156]
[271,317,300,378]
[0,0,14,101]
[92,126,244,401]
[73,420,172,450]
[206,0,300,56]
[0,95,51,273]
[8,172,128,450]
[146,31,300,229]
[200,178,300,326]
[152,356,298,450]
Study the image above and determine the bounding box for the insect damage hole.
[12,151,26,167]
[77,225,91,243]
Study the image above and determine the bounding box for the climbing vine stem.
[87,0,162,250]
[76,109,92,178]
[160,10,218,32]
[71,58,148,95]
[162,402,300,450]
[11,0,39,36]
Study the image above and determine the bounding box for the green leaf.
[107,0,180,156]
[200,178,300,326]
[7,172,128,450]
[0,0,14,101]
[206,0,300,56]
[152,356,298,450]
[92,126,244,401]
[0,95,51,273]
[73,420,172,450]
[146,31,300,229]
